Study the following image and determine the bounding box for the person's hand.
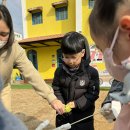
[100,103,115,123]
[110,73,130,104]
[50,99,65,115]
[67,101,75,109]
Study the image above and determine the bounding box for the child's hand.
[110,73,130,104]
[100,103,115,123]
[67,101,75,109]
[64,101,75,113]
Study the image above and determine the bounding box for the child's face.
[63,50,85,68]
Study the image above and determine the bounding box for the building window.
[32,12,43,25]
[88,0,95,8]
[27,50,38,70]
[55,6,68,20]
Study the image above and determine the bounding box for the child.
[89,0,130,130]
[52,32,100,130]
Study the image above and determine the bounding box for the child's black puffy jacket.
[52,59,100,126]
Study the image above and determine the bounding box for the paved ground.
[12,89,114,130]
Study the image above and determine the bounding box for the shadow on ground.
[15,112,55,130]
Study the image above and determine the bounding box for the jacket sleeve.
[52,68,65,104]
[75,67,100,111]
[14,43,57,103]
[102,79,123,106]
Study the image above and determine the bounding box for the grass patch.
[11,84,110,91]
[100,87,110,91]
[11,83,52,89]
[11,84,32,89]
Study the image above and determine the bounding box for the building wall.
[26,0,75,37]
[17,0,106,82]
[14,32,22,41]
[25,45,60,79]
[25,0,94,43]
[82,0,93,44]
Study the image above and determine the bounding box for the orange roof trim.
[19,34,64,44]
[28,6,43,13]
[52,0,68,8]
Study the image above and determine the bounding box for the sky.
[0,0,23,35]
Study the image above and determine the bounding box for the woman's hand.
[50,99,65,115]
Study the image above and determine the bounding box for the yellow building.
[17,0,108,84]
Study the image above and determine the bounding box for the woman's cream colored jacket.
[0,41,57,103]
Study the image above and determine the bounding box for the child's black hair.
[61,32,86,54]
[97,0,122,25]
[89,0,123,39]
[61,31,90,62]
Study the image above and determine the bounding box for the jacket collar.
[62,59,89,76]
